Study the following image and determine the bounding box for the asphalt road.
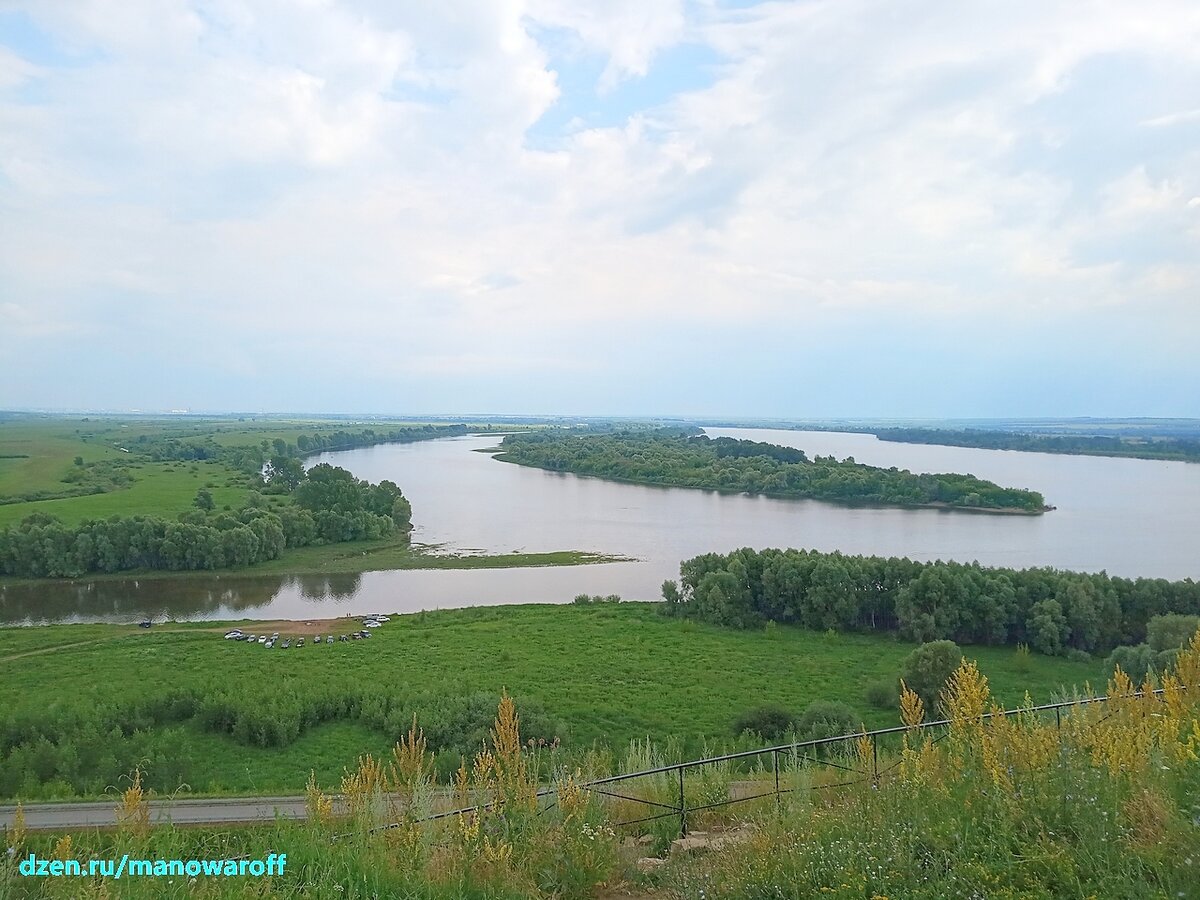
[0,796,331,830]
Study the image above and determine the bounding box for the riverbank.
[0,533,628,588]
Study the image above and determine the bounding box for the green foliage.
[1105,643,1158,681]
[874,425,1200,461]
[497,429,1047,512]
[864,678,900,709]
[732,704,794,740]
[0,463,409,577]
[0,605,1101,801]
[793,700,859,744]
[1027,598,1069,655]
[900,640,962,711]
[666,547,1200,654]
[1146,613,1200,652]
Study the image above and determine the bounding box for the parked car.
[359,630,371,639]
[281,640,291,649]
[296,637,305,648]
[313,635,322,644]
[138,621,152,628]
[224,630,242,640]
[327,636,335,644]
[265,639,275,649]
[364,621,381,628]
[339,635,349,642]
[258,636,268,644]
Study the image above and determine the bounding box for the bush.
[901,640,963,711]
[793,701,859,744]
[732,704,795,740]
[865,678,900,710]
[1105,643,1157,681]
[1146,614,1200,653]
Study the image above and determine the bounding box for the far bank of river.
[3,428,1199,624]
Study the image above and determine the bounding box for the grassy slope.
[0,604,1103,796]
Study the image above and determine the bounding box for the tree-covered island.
[492,429,1049,513]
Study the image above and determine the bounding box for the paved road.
[0,796,331,830]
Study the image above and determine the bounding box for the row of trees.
[135,423,470,475]
[0,464,411,578]
[0,684,561,799]
[662,547,1200,655]
[498,430,1047,512]
[873,427,1200,462]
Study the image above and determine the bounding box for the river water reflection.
[3,429,1198,624]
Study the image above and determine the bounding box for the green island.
[493,427,1049,512]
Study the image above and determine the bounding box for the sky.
[1,0,1198,418]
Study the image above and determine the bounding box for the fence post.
[872,737,879,788]
[678,766,687,838]
[1055,707,1061,733]
[773,749,780,811]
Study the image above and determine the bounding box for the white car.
[224,630,242,639]
[364,621,381,628]
[258,636,268,644]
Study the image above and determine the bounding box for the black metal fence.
[366,685,1178,840]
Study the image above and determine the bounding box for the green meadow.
[0,603,1104,799]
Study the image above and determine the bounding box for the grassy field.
[0,603,1105,799]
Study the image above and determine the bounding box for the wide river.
[3,428,1198,624]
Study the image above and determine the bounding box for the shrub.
[793,700,859,745]
[900,640,962,711]
[864,678,900,710]
[732,704,795,740]
[1146,614,1200,653]
[1105,644,1157,681]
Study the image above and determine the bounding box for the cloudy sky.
[1,1,1198,417]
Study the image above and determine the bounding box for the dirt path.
[0,616,380,662]
[0,638,117,663]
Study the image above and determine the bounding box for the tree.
[268,456,304,491]
[1146,613,1200,653]
[1027,599,1069,656]
[900,640,962,711]
[793,701,859,744]
[1105,644,1158,680]
[193,489,215,511]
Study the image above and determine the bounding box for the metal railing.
[360,685,1179,840]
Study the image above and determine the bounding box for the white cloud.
[1,0,1199,411]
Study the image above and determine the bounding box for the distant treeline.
[872,428,1200,462]
[142,423,471,471]
[497,430,1047,512]
[0,464,410,578]
[0,684,562,799]
[663,548,1200,655]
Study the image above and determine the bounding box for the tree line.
[497,430,1047,512]
[872,427,1200,463]
[661,547,1200,655]
[140,423,471,473]
[0,464,411,578]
